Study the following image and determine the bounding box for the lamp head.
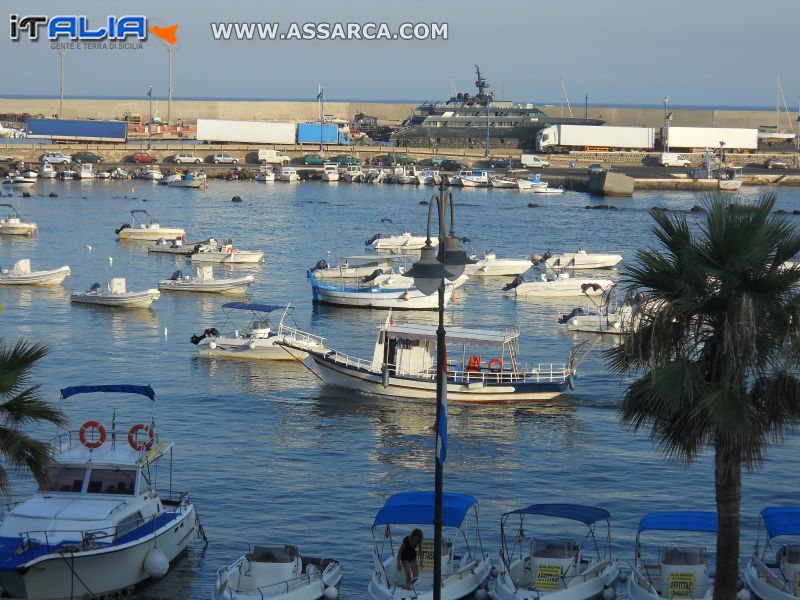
[441,235,474,280]
[403,243,448,296]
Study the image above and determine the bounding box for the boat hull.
[0,224,37,235]
[214,557,342,600]
[466,259,532,277]
[158,277,254,294]
[119,228,186,241]
[744,558,797,600]
[368,557,491,600]
[198,338,309,361]
[0,267,70,286]
[312,286,451,310]
[543,255,622,270]
[0,504,197,600]
[515,279,614,298]
[191,252,264,264]
[71,290,161,308]
[169,180,203,188]
[494,560,619,600]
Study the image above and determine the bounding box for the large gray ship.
[392,66,604,149]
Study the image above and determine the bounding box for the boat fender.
[567,374,575,390]
[248,341,257,350]
[143,548,169,578]
[474,589,489,600]
[488,358,503,372]
[601,586,616,600]
[736,588,752,600]
[79,421,106,449]
[323,587,339,600]
[381,366,390,388]
[209,341,217,350]
[617,572,627,583]
[490,567,499,578]
[128,423,155,451]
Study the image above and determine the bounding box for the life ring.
[79,421,106,449]
[488,358,503,372]
[128,423,155,451]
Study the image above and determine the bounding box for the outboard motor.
[539,251,552,264]
[170,270,183,281]
[190,327,219,345]
[581,283,602,294]
[312,259,329,271]
[89,282,102,292]
[365,233,381,246]
[361,269,384,283]
[558,307,585,324]
[114,223,130,235]
[503,275,525,291]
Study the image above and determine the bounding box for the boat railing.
[278,324,326,349]
[217,560,323,599]
[322,349,381,373]
[420,363,570,385]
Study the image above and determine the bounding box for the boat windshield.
[40,466,87,493]
[86,468,137,495]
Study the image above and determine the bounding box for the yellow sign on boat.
[418,540,434,571]
[535,563,562,591]
[668,572,696,598]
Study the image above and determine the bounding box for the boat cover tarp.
[761,507,800,538]
[386,323,518,346]
[60,384,156,401]
[638,511,717,533]
[505,503,610,525]
[222,302,286,313]
[373,491,477,528]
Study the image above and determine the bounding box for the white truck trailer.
[536,125,655,153]
[196,119,296,144]
[664,127,758,151]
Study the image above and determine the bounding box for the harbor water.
[0,179,798,598]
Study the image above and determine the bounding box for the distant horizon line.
[0,94,791,113]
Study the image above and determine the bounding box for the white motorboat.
[416,169,440,185]
[139,168,163,181]
[191,302,323,361]
[110,167,129,179]
[281,316,575,402]
[96,170,111,179]
[533,185,565,195]
[71,278,161,309]
[158,266,255,294]
[1,176,36,187]
[213,544,343,600]
[78,163,96,179]
[0,204,38,236]
[506,272,614,298]
[39,162,57,178]
[342,165,363,182]
[20,169,38,179]
[718,166,743,191]
[459,170,492,187]
[537,248,623,271]
[393,166,419,185]
[190,239,265,264]
[517,175,548,191]
[255,167,276,182]
[311,255,401,280]
[744,507,800,600]
[310,275,454,310]
[116,209,186,241]
[367,492,491,600]
[0,384,203,600]
[169,172,203,188]
[159,173,182,185]
[368,230,439,253]
[490,175,518,188]
[59,168,77,180]
[277,167,300,182]
[627,511,717,600]
[321,163,340,181]
[147,236,207,256]
[558,305,629,334]
[495,504,620,600]
[448,170,469,186]
[0,259,70,286]
[465,250,533,277]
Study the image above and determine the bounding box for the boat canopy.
[130,209,152,217]
[374,491,477,528]
[60,384,156,401]
[761,507,800,538]
[505,503,611,526]
[222,302,288,313]
[385,323,518,346]
[638,511,717,533]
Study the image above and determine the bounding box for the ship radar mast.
[474,65,493,105]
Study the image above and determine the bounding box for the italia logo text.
[9,15,148,41]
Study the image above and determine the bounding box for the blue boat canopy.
[60,385,156,402]
[638,511,717,533]
[506,504,611,526]
[374,492,477,528]
[761,507,800,538]
[222,302,287,313]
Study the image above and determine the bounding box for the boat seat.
[780,545,800,564]
[532,539,578,559]
[250,545,298,564]
[661,547,705,566]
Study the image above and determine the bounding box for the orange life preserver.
[488,358,503,372]
[79,420,106,449]
[128,423,155,451]
[226,246,233,254]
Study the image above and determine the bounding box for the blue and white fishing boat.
[368,492,491,600]
[627,511,717,600]
[495,504,619,600]
[745,507,800,600]
[0,385,204,600]
[310,273,454,310]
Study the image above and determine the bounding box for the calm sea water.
[0,178,798,599]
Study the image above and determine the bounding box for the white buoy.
[323,587,339,600]
[86,244,92,252]
[143,548,169,578]
[163,327,168,338]
[108,256,113,265]
[474,588,489,600]
[208,341,217,350]
[601,586,617,600]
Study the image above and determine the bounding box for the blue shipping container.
[297,123,339,144]
[26,119,128,142]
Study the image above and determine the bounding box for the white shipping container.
[666,127,758,150]
[196,119,296,144]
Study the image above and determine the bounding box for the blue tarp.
[762,507,800,538]
[222,302,286,313]
[373,492,477,528]
[638,511,717,533]
[506,504,611,526]
[60,385,155,401]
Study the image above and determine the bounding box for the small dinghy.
[1,176,36,187]
[147,236,200,256]
[465,250,533,277]
[191,239,265,264]
[169,172,203,188]
[0,259,70,286]
[0,203,37,236]
[116,209,185,241]
[159,173,183,185]
[71,278,161,309]
[745,507,800,600]
[516,174,548,191]
[367,230,438,253]
[536,248,623,271]
[213,544,343,600]
[159,266,255,294]
[505,272,614,299]
[627,511,717,600]
[495,504,620,600]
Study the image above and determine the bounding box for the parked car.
[302,154,327,165]
[0,154,15,163]
[430,156,452,167]
[486,157,511,168]
[439,159,466,171]
[520,154,550,168]
[73,151,103,164]
[257,149,290,166]
[40,151,72,165]
[764,157,790,169]
[132,151,157,164]
[212,152,238,165]
[390,153,416,165]
[587,163,606,174]
[334,155,360,165]
[173,152,202,164]
[660,152,691,167]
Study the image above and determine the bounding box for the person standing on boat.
[397,528,423,588]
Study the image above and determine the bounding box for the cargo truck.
[664,127,758,151]
[26,119,127,143]
[196,119,296,145]
[536,125,655,153]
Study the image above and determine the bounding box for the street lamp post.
[167,45,174,126]
[404,181,472,600]
[147,86,153,151]
[663,96,669,153]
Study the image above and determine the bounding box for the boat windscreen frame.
[130,209,154,225]
[0,203,19,217]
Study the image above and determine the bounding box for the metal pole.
[58,51,64,119]
[167,45,173,126]
[433,181,447,600]
[148,87,153,150]
[485,101,490,158]
[585,93,588,119]
[797,96,800,154]
[663,96,669,153]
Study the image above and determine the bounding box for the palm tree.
[606,193,800,599]
[0,338,66,495]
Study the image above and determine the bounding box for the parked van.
[258,149,291,166]
[520,154,550,168]
[660,153,691,167]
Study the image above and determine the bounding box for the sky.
[3,0,799,108]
